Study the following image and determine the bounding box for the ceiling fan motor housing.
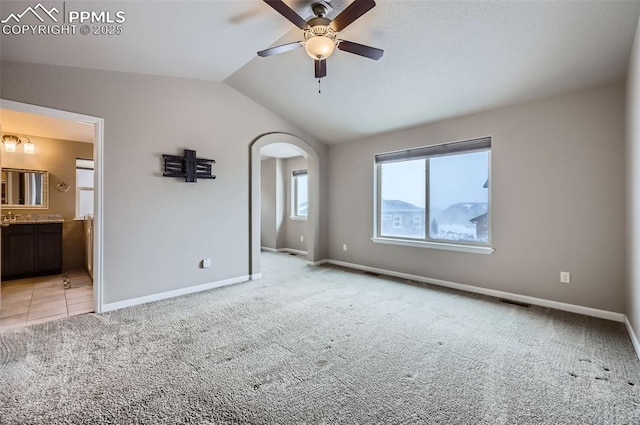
[311,2,331,18]
[304,17,336,40]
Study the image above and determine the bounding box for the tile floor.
[0,269,93,331]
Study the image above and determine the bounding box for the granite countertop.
[1,214,65,226]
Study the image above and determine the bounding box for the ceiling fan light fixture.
[304,35,336,60]
[259,0,383,80]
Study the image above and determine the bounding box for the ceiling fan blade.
[337,40,384,60]
[258,41,303,57]
[329,0,376,32]
[263,0,310,29]
[315,59,327,78]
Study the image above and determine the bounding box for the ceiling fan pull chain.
[318,78,321,94]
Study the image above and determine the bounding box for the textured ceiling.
[1,1,639,144]
[0,109,94,144]
[0,0,295,81]
[227,0,640,143]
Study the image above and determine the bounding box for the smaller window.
[291,170,308,219]
[76,158,94,219]
[413,216,422,228]
[393,216,402,228]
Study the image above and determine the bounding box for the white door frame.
[0,99,105,313]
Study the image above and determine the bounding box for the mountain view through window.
[379,150,489,244]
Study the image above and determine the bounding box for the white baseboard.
[101,275,250,313]
[261,246,308,256]
[624,316,640,361]
[250,273,263,280]
[324,259,625,323]
[280,248,307,256]
[307,259,329,266]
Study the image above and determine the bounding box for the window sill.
[371,237,494,255]
[290,216,308,221]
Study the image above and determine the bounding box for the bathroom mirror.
[1,168,49,208]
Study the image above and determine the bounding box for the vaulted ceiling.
[1,1,639,143]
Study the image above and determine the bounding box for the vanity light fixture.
[2,134,19,152]
[22,138,35,154]
[1,134,35,154]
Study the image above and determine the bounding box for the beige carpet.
[0,252,638,424]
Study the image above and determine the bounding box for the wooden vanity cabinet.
[1,223,63,280]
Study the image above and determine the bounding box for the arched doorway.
[249,133,320,278]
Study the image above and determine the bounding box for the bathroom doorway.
[0,99,104,329]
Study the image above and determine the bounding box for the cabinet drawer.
[3,224,35,234]
[39,223,62,233]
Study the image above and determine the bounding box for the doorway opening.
[259,143,309,257]
[250,133,321,278]
[0,99,104,330]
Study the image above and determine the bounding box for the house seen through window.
[292,169,308,218]
[376,137,491,245]
[76,158,94,219]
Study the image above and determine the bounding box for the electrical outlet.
[300,236,304,242]
[560,271,570,284]
[343,244,348,251]
[202,258,212,269]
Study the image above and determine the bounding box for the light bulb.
[304,36,336,60]
[23,142,35,154]
[4,140,16,152]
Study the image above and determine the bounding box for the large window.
[375,137,491,247]
[76,158,94,219]
[291,169,308,219]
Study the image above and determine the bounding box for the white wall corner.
[624,316,640,361]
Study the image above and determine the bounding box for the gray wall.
[260,158,277,249]
[275,158,286,249]
[283,156,308,252]
[260,157,286,250]
[0,60,325,304]
[627,21,640,331]
[328,82,626,313]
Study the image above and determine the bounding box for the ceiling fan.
[257,0,384,79]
